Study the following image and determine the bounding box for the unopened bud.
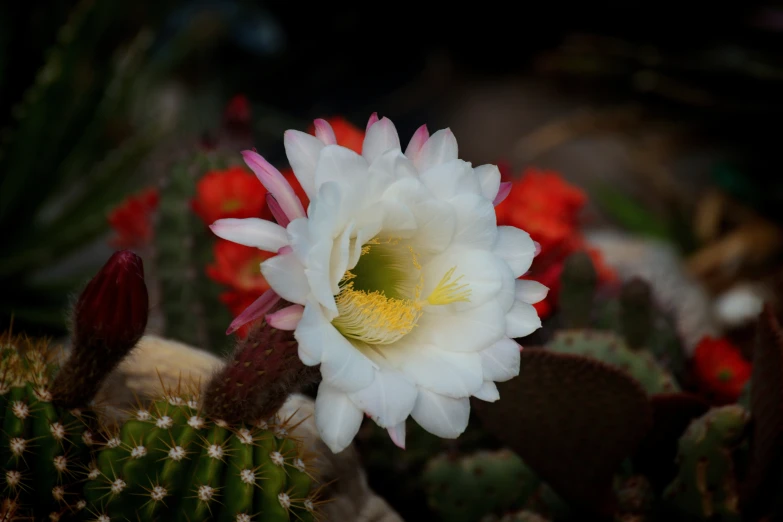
[52,250,149,408]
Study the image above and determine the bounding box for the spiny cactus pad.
[663,405,749,521]
[422,449,567,522]
[0,335,96,520]
[83,391,320,522]
[547,329,680,394]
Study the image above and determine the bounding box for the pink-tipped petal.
[387,421,406,449]
[266,194,290,228]
[533,240,542,257]
[404,124,429,160]
[493,182,512,206]
[266,304,304,330]
[365,112,380,133]
[241,150,306,221]
[226,289,281,335]
[278,245,293,255]
[210,218,288,252]
[362,117,401,163]
[313,118,337,145]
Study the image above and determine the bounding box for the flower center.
[332,238,471,345]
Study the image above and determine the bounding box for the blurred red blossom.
[108,187,159,249]
[192,166,268,225]
[692,336,752,404]
[494,166,616,318]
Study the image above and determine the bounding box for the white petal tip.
[387,422,406,449]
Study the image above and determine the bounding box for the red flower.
[692,336,752,404]
[192,166,268,225]
[206,240,272,294]
[495,167,615,319]
[108,188,159,249]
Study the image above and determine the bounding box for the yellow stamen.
[427,267,471,306]
[333,282,422,345]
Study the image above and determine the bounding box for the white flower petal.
[415,300,506,352]
[388,346,482,398]
[329,221,354,295]
[266,304,304,331]
[480,337,521,382]
[404,124,429,162]
[315,383,364,453]
[260,252,310,305]
[284,129,324,200]
[515,279,549,305]
[210,218,288,252]
[474,164,501,202]
[505,301,542,338]
[349,370,417,428]
[419,159,480,200]
[295,302,376,391]
[414,128,458,173]
[473,381,500,402]
[411,389,469,438]
[387,421,406,449]
[494,226,536,278]
[409,199,456,255]
[313,118,337,145]
[493,255,517,313]
[362,117,401,164]
[450,194,498,249]
[314,145,369,198]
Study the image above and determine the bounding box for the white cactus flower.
[210,114,547,453]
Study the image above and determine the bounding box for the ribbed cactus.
[154,150,235,353]
[663,405,749,521]
[422,449,569,522]
[0,335,97,521]
[82,391,319,522]
[546,329,679,394]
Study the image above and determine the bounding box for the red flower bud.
[692,336,752,404]
[52,250,149,408]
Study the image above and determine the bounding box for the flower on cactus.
[107,187,159,249]
[192,166,269,225]
[207,239,273,294]
[209,114,545,453]
[692,336,751,404]
[494,167,615,319]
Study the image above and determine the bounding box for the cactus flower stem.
[202,301,320,424]
[51,250,149,408]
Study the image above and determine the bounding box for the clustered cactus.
[0,250,322,521]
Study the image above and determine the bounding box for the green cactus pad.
[423,449,568,522]
[83,390,320,522]
[547,329,680,394]
[0,335,96,520]
[663,405,749,521]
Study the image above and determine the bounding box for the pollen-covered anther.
[188,416,205,429]
[11,401,29,419]
[207,444,224,460]
[156,415,173,429]
[9,437,27,456]
[333,282,422,345]
[426,267,472,306]
[168,446,186,461]
[270,451,285,467]
[5,470,21,487]
[278,492,291,510]
[53,455,67,472]
[150,486,167,501]
[110,478,126,494]
[49,422,66,440]
[130,445,147,459]
[52,486,65,501]
[237,428,253,445]
[239,469,255,485]
[197,485,215,502]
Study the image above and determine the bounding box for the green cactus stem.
[83,388,320,522]
[547,329,679,395]
[663,405,749,521]
[558,251,597,329]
